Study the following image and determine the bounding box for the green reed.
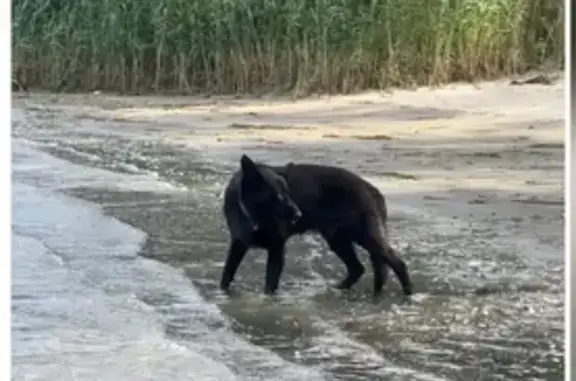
[12,0,564,95]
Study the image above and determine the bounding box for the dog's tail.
[379,198,390,241]
[367,186,390,239]
[379,196,388,226]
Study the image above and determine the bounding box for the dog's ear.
[240,154,262,181]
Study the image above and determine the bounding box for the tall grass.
[12,0,563,95]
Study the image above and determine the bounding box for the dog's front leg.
[264,244,285,295]
[220,239,248,292]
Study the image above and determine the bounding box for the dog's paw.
[334,281,352,291]
[402,284,414,296]
[264,288,278,296]
[219,283,232,295]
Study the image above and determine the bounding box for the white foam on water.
[12,139,327,381]
[13,138,183,194]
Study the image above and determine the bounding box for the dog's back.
[278,163,388,235]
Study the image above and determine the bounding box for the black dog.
[220,154,412,297]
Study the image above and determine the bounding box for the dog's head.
[238,154,302,228]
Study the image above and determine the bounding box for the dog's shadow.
[213,282,413,309]
[311,286,414,309]
[189,276,417,325]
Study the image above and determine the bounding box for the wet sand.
[12,75,565,380]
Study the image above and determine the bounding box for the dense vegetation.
[12,0,563,95]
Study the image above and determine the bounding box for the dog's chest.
[250,222,293,247]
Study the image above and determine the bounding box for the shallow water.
[12,107,564,381]
[12,141,326,381]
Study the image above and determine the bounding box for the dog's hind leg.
[357,227,412,296]
[324,235,365,290]
[368,254,390,297]
[382,245,412,296]
[220,239,249,292]
[264,243,286,295]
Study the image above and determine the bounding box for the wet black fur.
[220,154,413,297]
